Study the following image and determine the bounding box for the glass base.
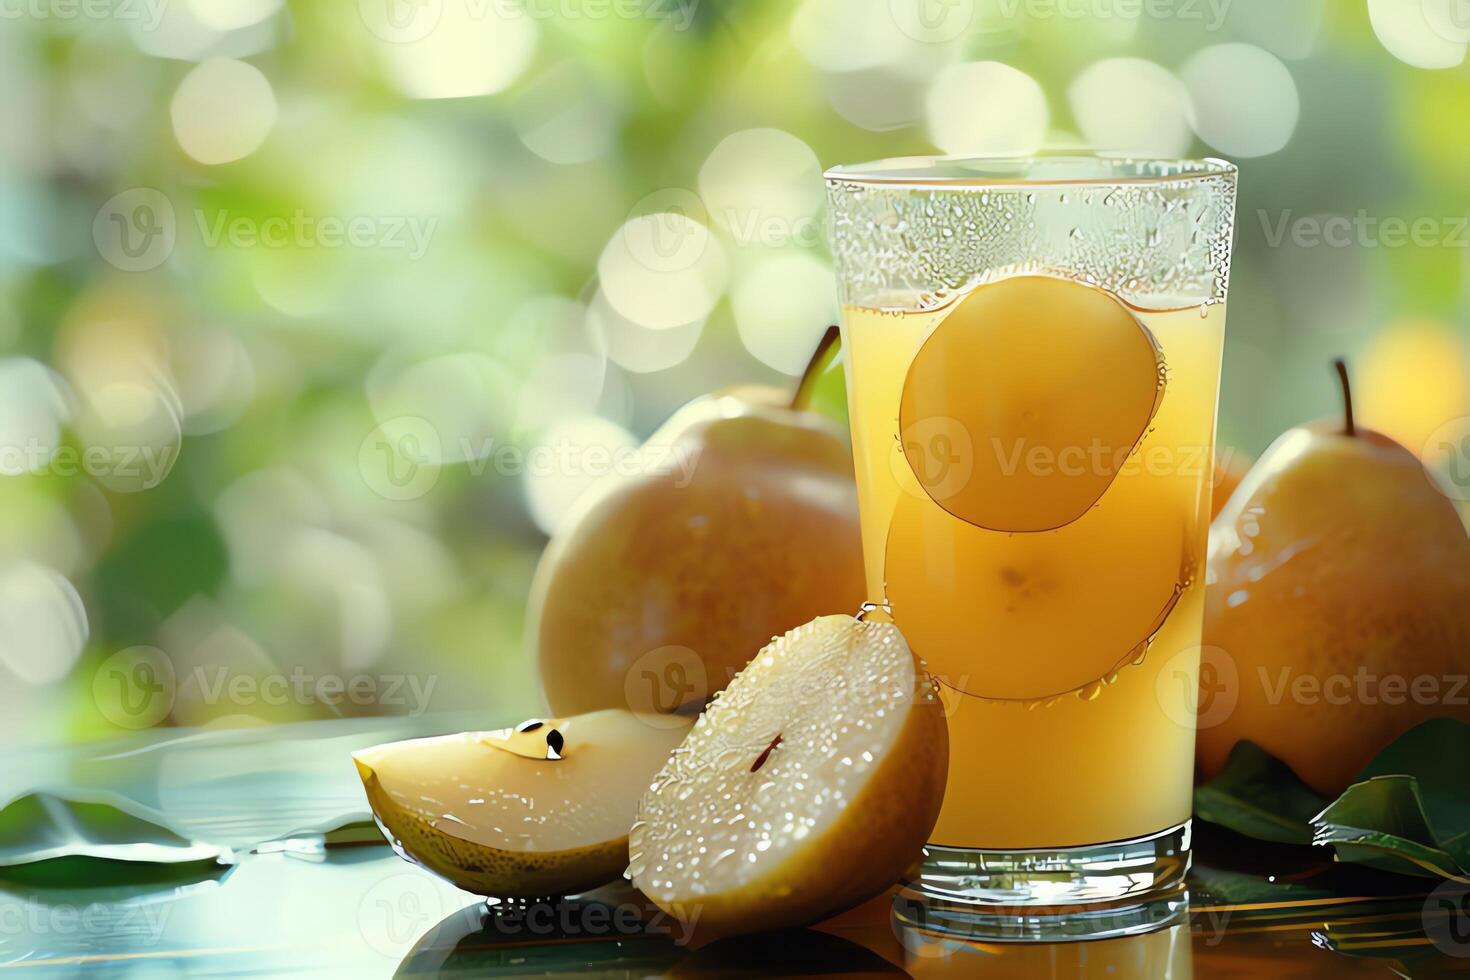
[895,821,1191,942]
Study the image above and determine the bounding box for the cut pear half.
[628,615,948,938]
[899,274,1165,533]
[355,709,692,897]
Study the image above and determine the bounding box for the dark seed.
[750,734,782,773]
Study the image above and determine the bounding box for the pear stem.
[791,325,841,413]
[1333,358,1356,437]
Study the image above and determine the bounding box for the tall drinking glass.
[826,156,1237,938]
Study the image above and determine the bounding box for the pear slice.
[355,709,692,897]
[628,615,948,938]
[885,475,1189,702]
[899,274,1164,533]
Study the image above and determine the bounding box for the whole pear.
[530,330,867,717]
[1199,361,1470,795]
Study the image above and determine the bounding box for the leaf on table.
[1311,776,1468,881]
[0,792,222,867]
[0,853,230,896]
[1193,741,1329,845]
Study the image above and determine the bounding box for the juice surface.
[841,285,1225,848]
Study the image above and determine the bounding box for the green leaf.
[1194,721,1470,882]
[0,854,229,895]
[0,792,220,868]
[1352,718,1470,869]
[1312,776,1468,881]
[1194,741,1329,844]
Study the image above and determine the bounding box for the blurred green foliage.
[0,0,1465,748]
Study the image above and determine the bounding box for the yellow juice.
[841,283,1225,849]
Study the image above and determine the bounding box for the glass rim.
[824,153,1237,190]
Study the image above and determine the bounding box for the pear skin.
[531,387,866,718]
[1200,364,1470,795]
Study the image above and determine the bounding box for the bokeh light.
[790,0,907,73]
[1357,319,1468,453]
[171,58,277,164]
[597,210,727,330]
[522,415,638,536]
[375,2,538,100]
[730,253,838,376]
[187,0,283,32]
[586,289,705,375]
[926,62,1049,157]
[698,129,824,238]
[1181,44,1300,158]
[0,358,71,477]
[1368,0,1469,69]
[0,561,88,687]
[1069,59,1192,157]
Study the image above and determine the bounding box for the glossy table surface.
[2,718,1467,977]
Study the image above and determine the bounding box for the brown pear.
[1200,361,1470,795]
[531,330,867,717]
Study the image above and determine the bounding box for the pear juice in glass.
[826,156,1237,928]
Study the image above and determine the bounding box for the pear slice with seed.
[628,615,948,938]
[355,709,691,897]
